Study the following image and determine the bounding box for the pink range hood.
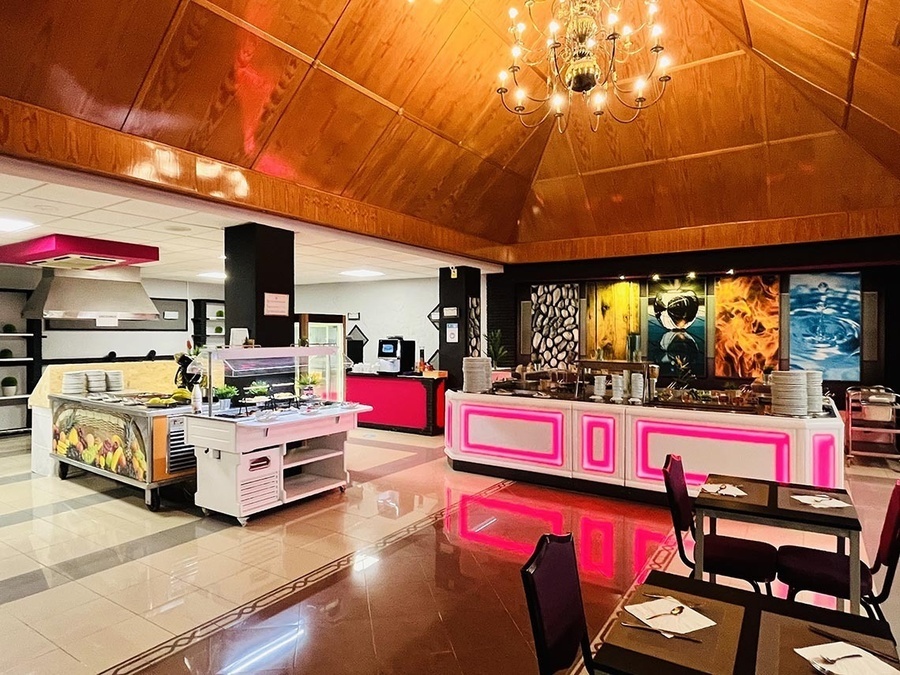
[0,235,161,321]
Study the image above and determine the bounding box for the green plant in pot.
[247,380,270,397]
[215,309,224,318]
[2,324,17,334]
[215,384,238,409]
[486,329,509,368]
[0,348,12,359]
[214,326,223,334]
[1,376,17,397]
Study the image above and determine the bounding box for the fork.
[820,653,862,665]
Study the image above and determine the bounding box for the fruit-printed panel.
[51,403,150,483]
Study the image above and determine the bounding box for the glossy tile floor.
[1,430,897,675]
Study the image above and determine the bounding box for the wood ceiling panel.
[659,0,746,67]
[693,0,748,41]
[254,69,396,193]
[750,0,861,51]
[580,162,682,234]
[757,54,848,126]
[744,0,853,99]
[317,0,467,105]
[123,3,309,167]
[658,54,766,157]
[504,124,553,179]
[767,133,900,216]
[518,178,596,242]
[853,59,900,133]
[536,130,580,180]
[669,146,769,227]
[764,67,836,140]
[0,0,180,129]
[206,0,346,56]
[568,100,667,173]
[846,107,900,178]
[857,0,900,72]
[453,166,528,242]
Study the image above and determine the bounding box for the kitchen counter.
[50,393,196,417]
[346,372,445,435]
[445,391,845,499]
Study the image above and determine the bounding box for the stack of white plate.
[62,371,86,395]
[771,371,808,416]
[610,374,625,402]
[630,372,645,402]
[86,370,107,393]
[806,370,824,414]
[106,370,125,393]
[463,357,492,393]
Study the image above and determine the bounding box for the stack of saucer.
[610,374,625,402]
[86,370,107,393]
[771,371,808,416]
[630,373,645,402]
[463,357,492,393]
[106,370,125,393]
[62,371,85,395]
[806,370,823,414]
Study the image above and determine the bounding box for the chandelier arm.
[510,67,555,103]
[518,106,557,129]
[604,106,642,123]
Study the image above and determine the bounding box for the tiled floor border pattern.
[101,479,516,675]
[0,471,33,486]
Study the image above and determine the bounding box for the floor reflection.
[137,483,672,675]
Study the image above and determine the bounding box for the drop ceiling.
[0,171,494,285]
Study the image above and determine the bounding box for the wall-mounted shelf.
[192,299,225,348]
[0,395,30,404]
[0,333,33,338]
[0,358,33,364]
[0,289,40,437]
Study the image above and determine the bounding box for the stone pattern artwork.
[530,284,579,368]
[714,275,780,378]
[467,297,481,357]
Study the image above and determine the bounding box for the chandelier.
[497,0,672,130]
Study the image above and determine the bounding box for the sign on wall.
[789,272,861,380]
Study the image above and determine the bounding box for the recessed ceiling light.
[340,269,384,278]
[0,217,37,233]
[198,271,227,279]
[162,224,192,233]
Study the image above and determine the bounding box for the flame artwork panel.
[714,275,780,379]
[789,272,861,380]
[647,277,707,378]
[584,281,640,360]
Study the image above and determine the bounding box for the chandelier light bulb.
[592,91,607,108]
[511,44,522,58]
[659,55,672,71]
[515,88,527,102]
[622,24,632,36]
[648,2,659,15]
[608,12,618,25]
[498,70,509,83]
[516,22,526,33]
[509,7,518,19]
[549,20,560,33]
[652,24,663,37]
[635,77,646,93]
[547,37,555,46]
[552,93,565,112]
[586,37,597,48]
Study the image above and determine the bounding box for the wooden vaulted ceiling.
[0,0,899,264]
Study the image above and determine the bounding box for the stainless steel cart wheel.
[146,489,161,512]
[57,461,69,480]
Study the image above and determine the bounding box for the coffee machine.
[377,337,416,374]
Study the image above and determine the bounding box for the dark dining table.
[694,473,862,614]
[592,570,897,675]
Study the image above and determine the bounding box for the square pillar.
[439,266,482,390]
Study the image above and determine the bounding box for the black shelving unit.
[192,299,226,348]
[0,289,42,436]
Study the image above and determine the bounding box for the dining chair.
[521,533,597,675]
[777,480,900,621]
[663,454,778,593]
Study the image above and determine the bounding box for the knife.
[620,622,703,643]
[808,626,900,663]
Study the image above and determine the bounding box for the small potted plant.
[214,326,223,334]
[2,376,17,396]
[297,372,322,398]
[214,384,238,410]
[486,329,510,369]
[0,349,12,359]
[2,324,17,334]
[215,309,224,318]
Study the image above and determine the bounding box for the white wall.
[41,279,223,360]
[295,278,439,363]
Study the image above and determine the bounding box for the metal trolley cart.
[846,386,899,459]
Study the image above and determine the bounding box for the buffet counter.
[444,391,844,497]
[346,372,445,435]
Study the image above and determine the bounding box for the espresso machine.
[377,337,416,374]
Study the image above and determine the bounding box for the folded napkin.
[624,596,716,637]
[792,495,852,509]
[701,483,748,497]
[795,641,900,674]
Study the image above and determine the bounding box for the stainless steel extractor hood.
[22,267,159,320]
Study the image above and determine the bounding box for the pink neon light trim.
[458,494,565,554]
[460,404,565,467]
[581,415,617,475]
[812,434,837,488]
[634,419,791,485]
[446,401,453,447]
[578,517,615,578]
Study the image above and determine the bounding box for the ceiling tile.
[0,195,91,218]
[0,176,45,195]
[123,3,310,167]
[168,212,245,228]
[0,207,63,225]
[71,209,161,227]
[21,183,128,208]
[106,200,196,220]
